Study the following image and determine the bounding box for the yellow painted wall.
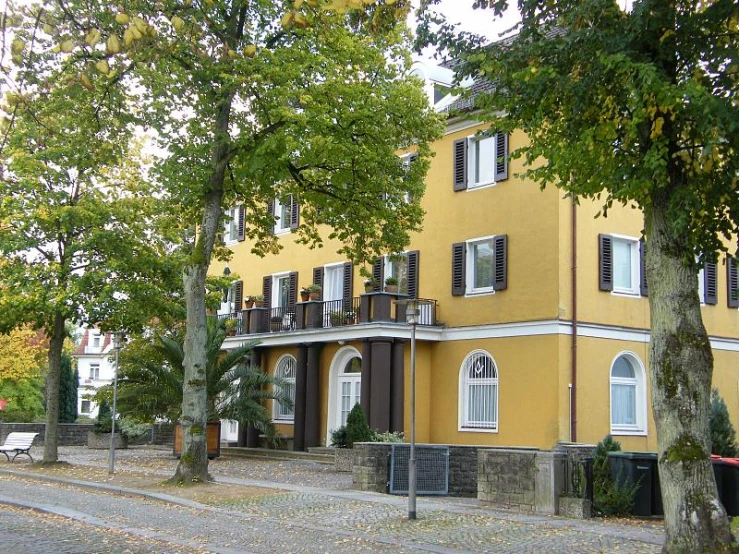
[423,335,561,449]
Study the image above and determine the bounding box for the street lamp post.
[406,300,419,520]
[108,331,124,474]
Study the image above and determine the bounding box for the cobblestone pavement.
[0,503,209,553]
[0,446,665,553]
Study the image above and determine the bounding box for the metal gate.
[389,444,449,495]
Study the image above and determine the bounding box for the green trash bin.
[608,451,661,517]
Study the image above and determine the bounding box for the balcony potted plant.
[300,286,310,302]
[244,295,255,309]
[363,278,377,293]
[384,276,399,293]
[344,310,357,325]
[329,310,344,326]
[253,294,265,308]
[307,283,322,301]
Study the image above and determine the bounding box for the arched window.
[459,350,498,431]
[610,352,647,435]
[273,355,297,422]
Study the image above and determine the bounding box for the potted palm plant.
[96,317,292,458]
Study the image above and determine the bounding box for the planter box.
[335,448,355,472]
[87,431,128,450]
[173,421,221,459]
[558,496,592,519]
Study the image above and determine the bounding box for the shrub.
[710,388,738,457]
[345,404,372,447]
[371,430,404,443]
[330,425,349,448]
[94,399,112,433]
[592,434,637,516]
[117,416,150,440]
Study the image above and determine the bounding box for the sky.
[410,0,521,61]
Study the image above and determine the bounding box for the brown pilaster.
[391,340,405,433]
[369,339,392,432]
[293,344,308,451]
[304,343,323,448]
[360,340,372,423]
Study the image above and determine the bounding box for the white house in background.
[72,327,240,444]
[72,328,116,419]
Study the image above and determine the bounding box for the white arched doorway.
[326,346,362,444]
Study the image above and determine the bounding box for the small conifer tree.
[345,404,372,447]
[710,388,738,457]
[94,399,112,433]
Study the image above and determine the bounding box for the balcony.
[217,293,438,337]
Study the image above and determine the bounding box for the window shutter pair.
[313,266,323,290]
[288,272,298,307]
[262,276,271,309]
[237,207,246,242]
[451,236,507,296]
[452,131,509,191]
[598,235,648,296]
[342,262,353,305]
[727,257,739,308]
[407,251,420,299]
[372,258,384,292]
[290,196,299,230]
[704,262,718,305]
[232,280,243,311]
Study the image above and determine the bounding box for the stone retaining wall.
[352,443,480,497]
[0,422,175,447]
[0,423,93,446]
[478,448,566,515]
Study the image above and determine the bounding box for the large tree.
[0,30,180,461]
[24,0,442,482]
[418,0,739,551]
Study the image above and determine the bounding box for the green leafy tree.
[94,399,112,434]
[96,317,292,447]
[22,0,441,482]
[0,374,45,422]
[58,353,78,424]
[0,19,183,462]
[419,0,739,549]
[710,388,738,458]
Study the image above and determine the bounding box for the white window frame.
[274,196,292,235]
[610,234,640,296]
[466,133,500,190]
[91,333,101,348]
[465,235,497,296]
[458,350,499,433]
[80,400,91,414]
[271,272,291,309]
[609,351,647,436]
[89,363,100,380]
[383,252,410,295]
[223,206,240,244]
[273,354,297,423]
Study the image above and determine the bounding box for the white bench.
[0,432,39,462]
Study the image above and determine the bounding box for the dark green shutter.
[452,243,466,296]
[453,139,467,192]
[493,235,508,291]
[599,234,613,292]
[494,131,508,182]
[407,251,419,299]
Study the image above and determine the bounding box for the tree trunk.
[42,312,66,463]
[646,200,733,553]
[171,263,211,483]
[170,90,234,483]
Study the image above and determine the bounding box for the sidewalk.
[0,445,665,553]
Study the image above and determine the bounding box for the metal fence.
[389,444,450,495]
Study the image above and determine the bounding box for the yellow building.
[213,61,739,453]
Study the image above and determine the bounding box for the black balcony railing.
[215,293,438,337]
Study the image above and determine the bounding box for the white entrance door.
[336,356,361,428]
